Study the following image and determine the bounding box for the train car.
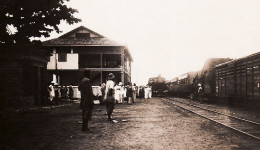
[215,52,260,101]
[199,58,232,97]
[177,72,196,97]
[168,71,198,97]
[167,77,178,96]
[168,58,231,99]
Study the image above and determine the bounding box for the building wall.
[0,51,48,107]
[47,53,78,70]
[0,60,24,106]
[46,46,132,86]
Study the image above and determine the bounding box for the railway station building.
[43,26,133,87]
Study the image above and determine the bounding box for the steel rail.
[168,98,260,126]
[162,98,260,141]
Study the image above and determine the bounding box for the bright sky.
[44,0,260,85]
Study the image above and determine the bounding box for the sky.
[43,0,260,85]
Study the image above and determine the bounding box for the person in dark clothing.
[139,86,145,98]
[69,83,74,103]
[126,82,133,104]
[60,85,65,99]
[54,85,59,104]
[100,83,106,105]
[78,70,94,133]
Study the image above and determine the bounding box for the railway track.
[162,97,260,141]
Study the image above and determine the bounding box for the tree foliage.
[0,0,81,46]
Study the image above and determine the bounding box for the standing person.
[114,82,124,104]
[139,86,145,99]
[197,83,203,103]
[60,85,65,99]
[127,82,133,104]
[148,86,152,99]
[65,86,68,98]
[54,85,59,104]
[48,82,55,104]
[104,73,116,121]
[123,85,127,101]
[114,83,121,104]
[118,82,124,104]
[132,83,137,103]
[69,83,74,103]
[100,83,106,105]
[78,70,94,133]
[144,85,149,99]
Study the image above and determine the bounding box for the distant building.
[43,26,133,86]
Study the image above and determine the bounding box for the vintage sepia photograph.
[0,0,260,149]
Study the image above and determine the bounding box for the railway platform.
[0,98,259,150]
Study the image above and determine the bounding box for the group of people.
[100,80,139,105]
[78,71,117,133]
[78,71,145,133]
[47,82,74,104]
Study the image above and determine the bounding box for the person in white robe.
[144,86,149,99]
[48,82,55,102]
[114,84,121,103]
[148,86,152,98]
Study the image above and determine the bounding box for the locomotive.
[148,75,168,97]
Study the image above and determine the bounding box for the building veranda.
[43,26,133,87]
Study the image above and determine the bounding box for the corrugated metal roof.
[43,25,124,46]
[42,26,133,61]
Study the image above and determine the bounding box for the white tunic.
[49,85,55,101]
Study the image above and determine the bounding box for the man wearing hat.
[78,70,94,132]
[104,73,116,121]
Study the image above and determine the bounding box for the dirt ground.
[0,98,259,150]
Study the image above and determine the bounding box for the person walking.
[78,70,94,133]
[104,73,116,121]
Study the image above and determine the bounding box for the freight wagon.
[215,52,260,101]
